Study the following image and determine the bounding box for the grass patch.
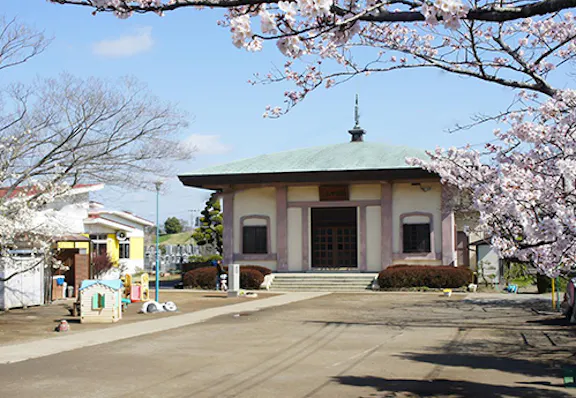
[158,232,194,245]
[149,273,182,282]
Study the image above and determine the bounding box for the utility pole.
[154,181,163,302]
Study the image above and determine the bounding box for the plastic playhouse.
[79,280,123,324]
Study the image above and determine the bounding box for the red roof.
[0,184,103,199]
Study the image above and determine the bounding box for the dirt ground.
[1,292,575,398]
[0,290,276,345]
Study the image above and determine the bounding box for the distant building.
[51,184,154,292]
[0,183,153,306]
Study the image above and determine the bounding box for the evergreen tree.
[164,217,183,234]
[192,193,223,255]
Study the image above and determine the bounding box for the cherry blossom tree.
[409,90,576,277]
[52,0,576,114]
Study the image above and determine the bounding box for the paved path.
[1,293,574,398]
[0,292,328,365]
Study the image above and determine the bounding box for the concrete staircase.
[269,273,378,292]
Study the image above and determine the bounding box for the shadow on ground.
[333,376,573,397]
[398,351,565,378]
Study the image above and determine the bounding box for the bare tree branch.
[0,16,50,72]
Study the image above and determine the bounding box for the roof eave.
[179,168,438,189]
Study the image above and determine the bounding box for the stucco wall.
[107,234,120,263]
[366,206,382,271]
[392,182,442,264]
[287,186,319,202]
[235,260,278,269]
[287,207,303,271]
[350,184,381,200]
[233,187,277,268]
[57,241,90,254]
[129,237,144,260]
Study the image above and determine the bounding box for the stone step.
[270,286,370,292]
[272,286,370,290]
[274,279,372,285]
[274,278,372,284]
[272,273,378,277]
[273,276,374,278]
[269,273,376,292]
[271,280,372,282]
[274,275,375,281]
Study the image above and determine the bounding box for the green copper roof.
[181,142,428,176]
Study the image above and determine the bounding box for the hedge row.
[181,262,272,277]
[180,261,212,275]
[378,265,473,289]
[183,265,269,290]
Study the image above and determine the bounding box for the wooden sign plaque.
[319,185,349,201]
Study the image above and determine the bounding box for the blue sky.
[3,1,532,224]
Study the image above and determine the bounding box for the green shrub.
[239,265,272,276]
[183,266,217,289]
[537,274,569,293]
[378,265,473,289]
[182,266,268,289]
[239,268,265,289]
[188,254,222,263]
[502,262,535,287]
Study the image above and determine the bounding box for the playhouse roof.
[79,279,123,291]
[179,141,433,189]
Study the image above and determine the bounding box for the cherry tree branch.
[51,0,576,23]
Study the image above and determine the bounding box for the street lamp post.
[155,181,162,302]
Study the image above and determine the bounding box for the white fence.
[0,253,45,310]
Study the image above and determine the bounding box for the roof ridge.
[180,141,428,178]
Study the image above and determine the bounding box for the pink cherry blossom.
[409,90,576,277]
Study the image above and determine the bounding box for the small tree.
[91,254,117,279]
[192,193,223,255]
[164,217,183,234]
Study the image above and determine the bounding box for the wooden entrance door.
[457,231,470,267]
[311,208,357,269]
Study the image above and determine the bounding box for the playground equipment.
[121,272,151,303]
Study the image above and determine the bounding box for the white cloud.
[183,134,232,156]
[93,27,154,58]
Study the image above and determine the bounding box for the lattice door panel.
[312,226,357,268]
[312,227,333,268]
[335,227,357,267]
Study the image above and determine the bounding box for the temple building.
[179,99,473,272]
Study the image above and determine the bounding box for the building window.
[242,226,267,254]
[403,224,431,253]
[90,234,108,256]
[119,242,130,259]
